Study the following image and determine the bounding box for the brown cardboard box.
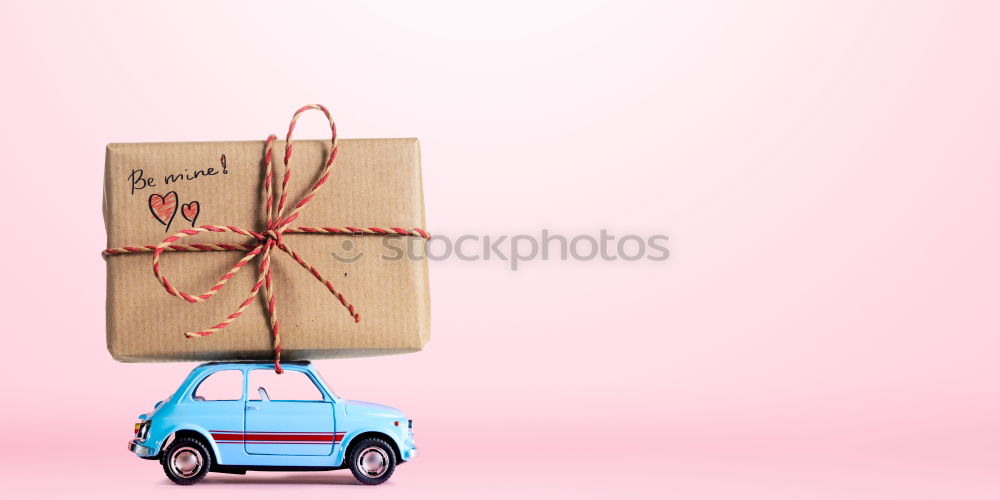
[103,139,430,361]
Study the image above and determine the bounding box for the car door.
[189,369,246,464]
[244,368,335,456]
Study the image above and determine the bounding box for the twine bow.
[104,105,429,373]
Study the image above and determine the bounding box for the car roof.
[196,360,313,369]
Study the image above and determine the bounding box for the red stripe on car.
[211,430,345,444]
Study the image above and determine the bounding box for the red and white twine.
[102,104,429,373]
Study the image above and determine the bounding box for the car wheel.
[161,437,212,485]
[348,438,396,485]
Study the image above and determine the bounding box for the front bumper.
[128,439,155,458]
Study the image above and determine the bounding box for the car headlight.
[137,420,151,440]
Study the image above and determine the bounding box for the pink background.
[2,1,1000,498]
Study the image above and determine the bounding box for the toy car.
[127,361,416,485]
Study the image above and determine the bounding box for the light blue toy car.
[127,361,416,485]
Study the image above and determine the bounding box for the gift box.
[103,106,430,363]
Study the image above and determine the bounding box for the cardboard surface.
[104,139,430,361]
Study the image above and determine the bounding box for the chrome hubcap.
[170,447,203,478]
[357,446,389,478]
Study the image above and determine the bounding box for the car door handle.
[247,405,260,410]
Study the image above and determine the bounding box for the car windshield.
[313,371,338,398]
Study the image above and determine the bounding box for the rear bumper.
[401,445,417,461]
[128,439,155,458]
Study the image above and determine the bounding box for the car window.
[192,370,244,401]
[248,369,325,401]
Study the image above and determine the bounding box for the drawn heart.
[148,191,178,232]
[181,201,200,226]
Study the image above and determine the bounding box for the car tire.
[161,437,212,485]
[348,437,396,485]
